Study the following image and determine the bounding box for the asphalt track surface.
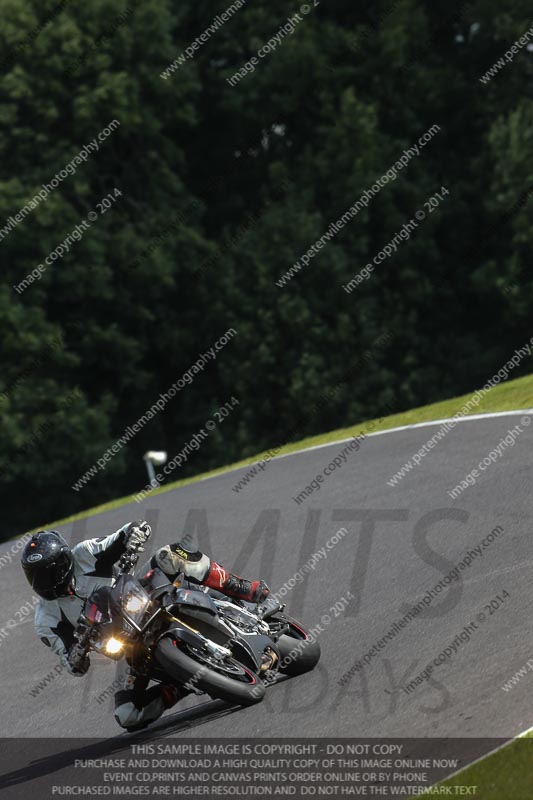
[1,411,532,745]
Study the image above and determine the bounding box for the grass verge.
[418,732,533,799]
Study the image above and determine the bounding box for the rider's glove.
[123,520,152,551]
[62,650,90,677]
[68,655,90,676]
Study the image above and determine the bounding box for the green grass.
[28,371,533,534]
[418,732,533,799]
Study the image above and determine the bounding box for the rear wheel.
[270,616,321,676]
[155,637,265,706]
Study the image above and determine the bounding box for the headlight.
[123,587,150,620]
[125,595,147,613]
[105,637,124,655]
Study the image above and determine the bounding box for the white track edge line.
[435,723,533,786]
[191,407,533,488]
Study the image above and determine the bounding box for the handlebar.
[117,541,144,575]
[67,621,92,671]
[68,640,88,668]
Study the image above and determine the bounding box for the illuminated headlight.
[105,637,124,655]
[123,587,150,619]
[125,595,148,613]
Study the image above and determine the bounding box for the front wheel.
[154,637,265,706]
[270,616,321,676]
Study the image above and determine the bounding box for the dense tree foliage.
[0,0,532,536]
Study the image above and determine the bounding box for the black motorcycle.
[68,543,320,706]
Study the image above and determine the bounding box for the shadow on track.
[0,698,239,792]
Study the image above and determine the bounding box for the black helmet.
[21,531,75,600]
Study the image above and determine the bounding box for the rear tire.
[155,637,265,706]
[274,618,321,676]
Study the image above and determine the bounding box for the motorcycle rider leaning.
[21,522,269,731]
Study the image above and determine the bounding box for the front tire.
[155,637,265,706]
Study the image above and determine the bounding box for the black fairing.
[84,586,112,623]
[141,567,174,601]
[165,587,218,616]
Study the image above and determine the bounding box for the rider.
[21,521,269,731]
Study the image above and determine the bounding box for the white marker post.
[143,450,167,488]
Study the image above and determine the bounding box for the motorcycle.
[68,542,321,707]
